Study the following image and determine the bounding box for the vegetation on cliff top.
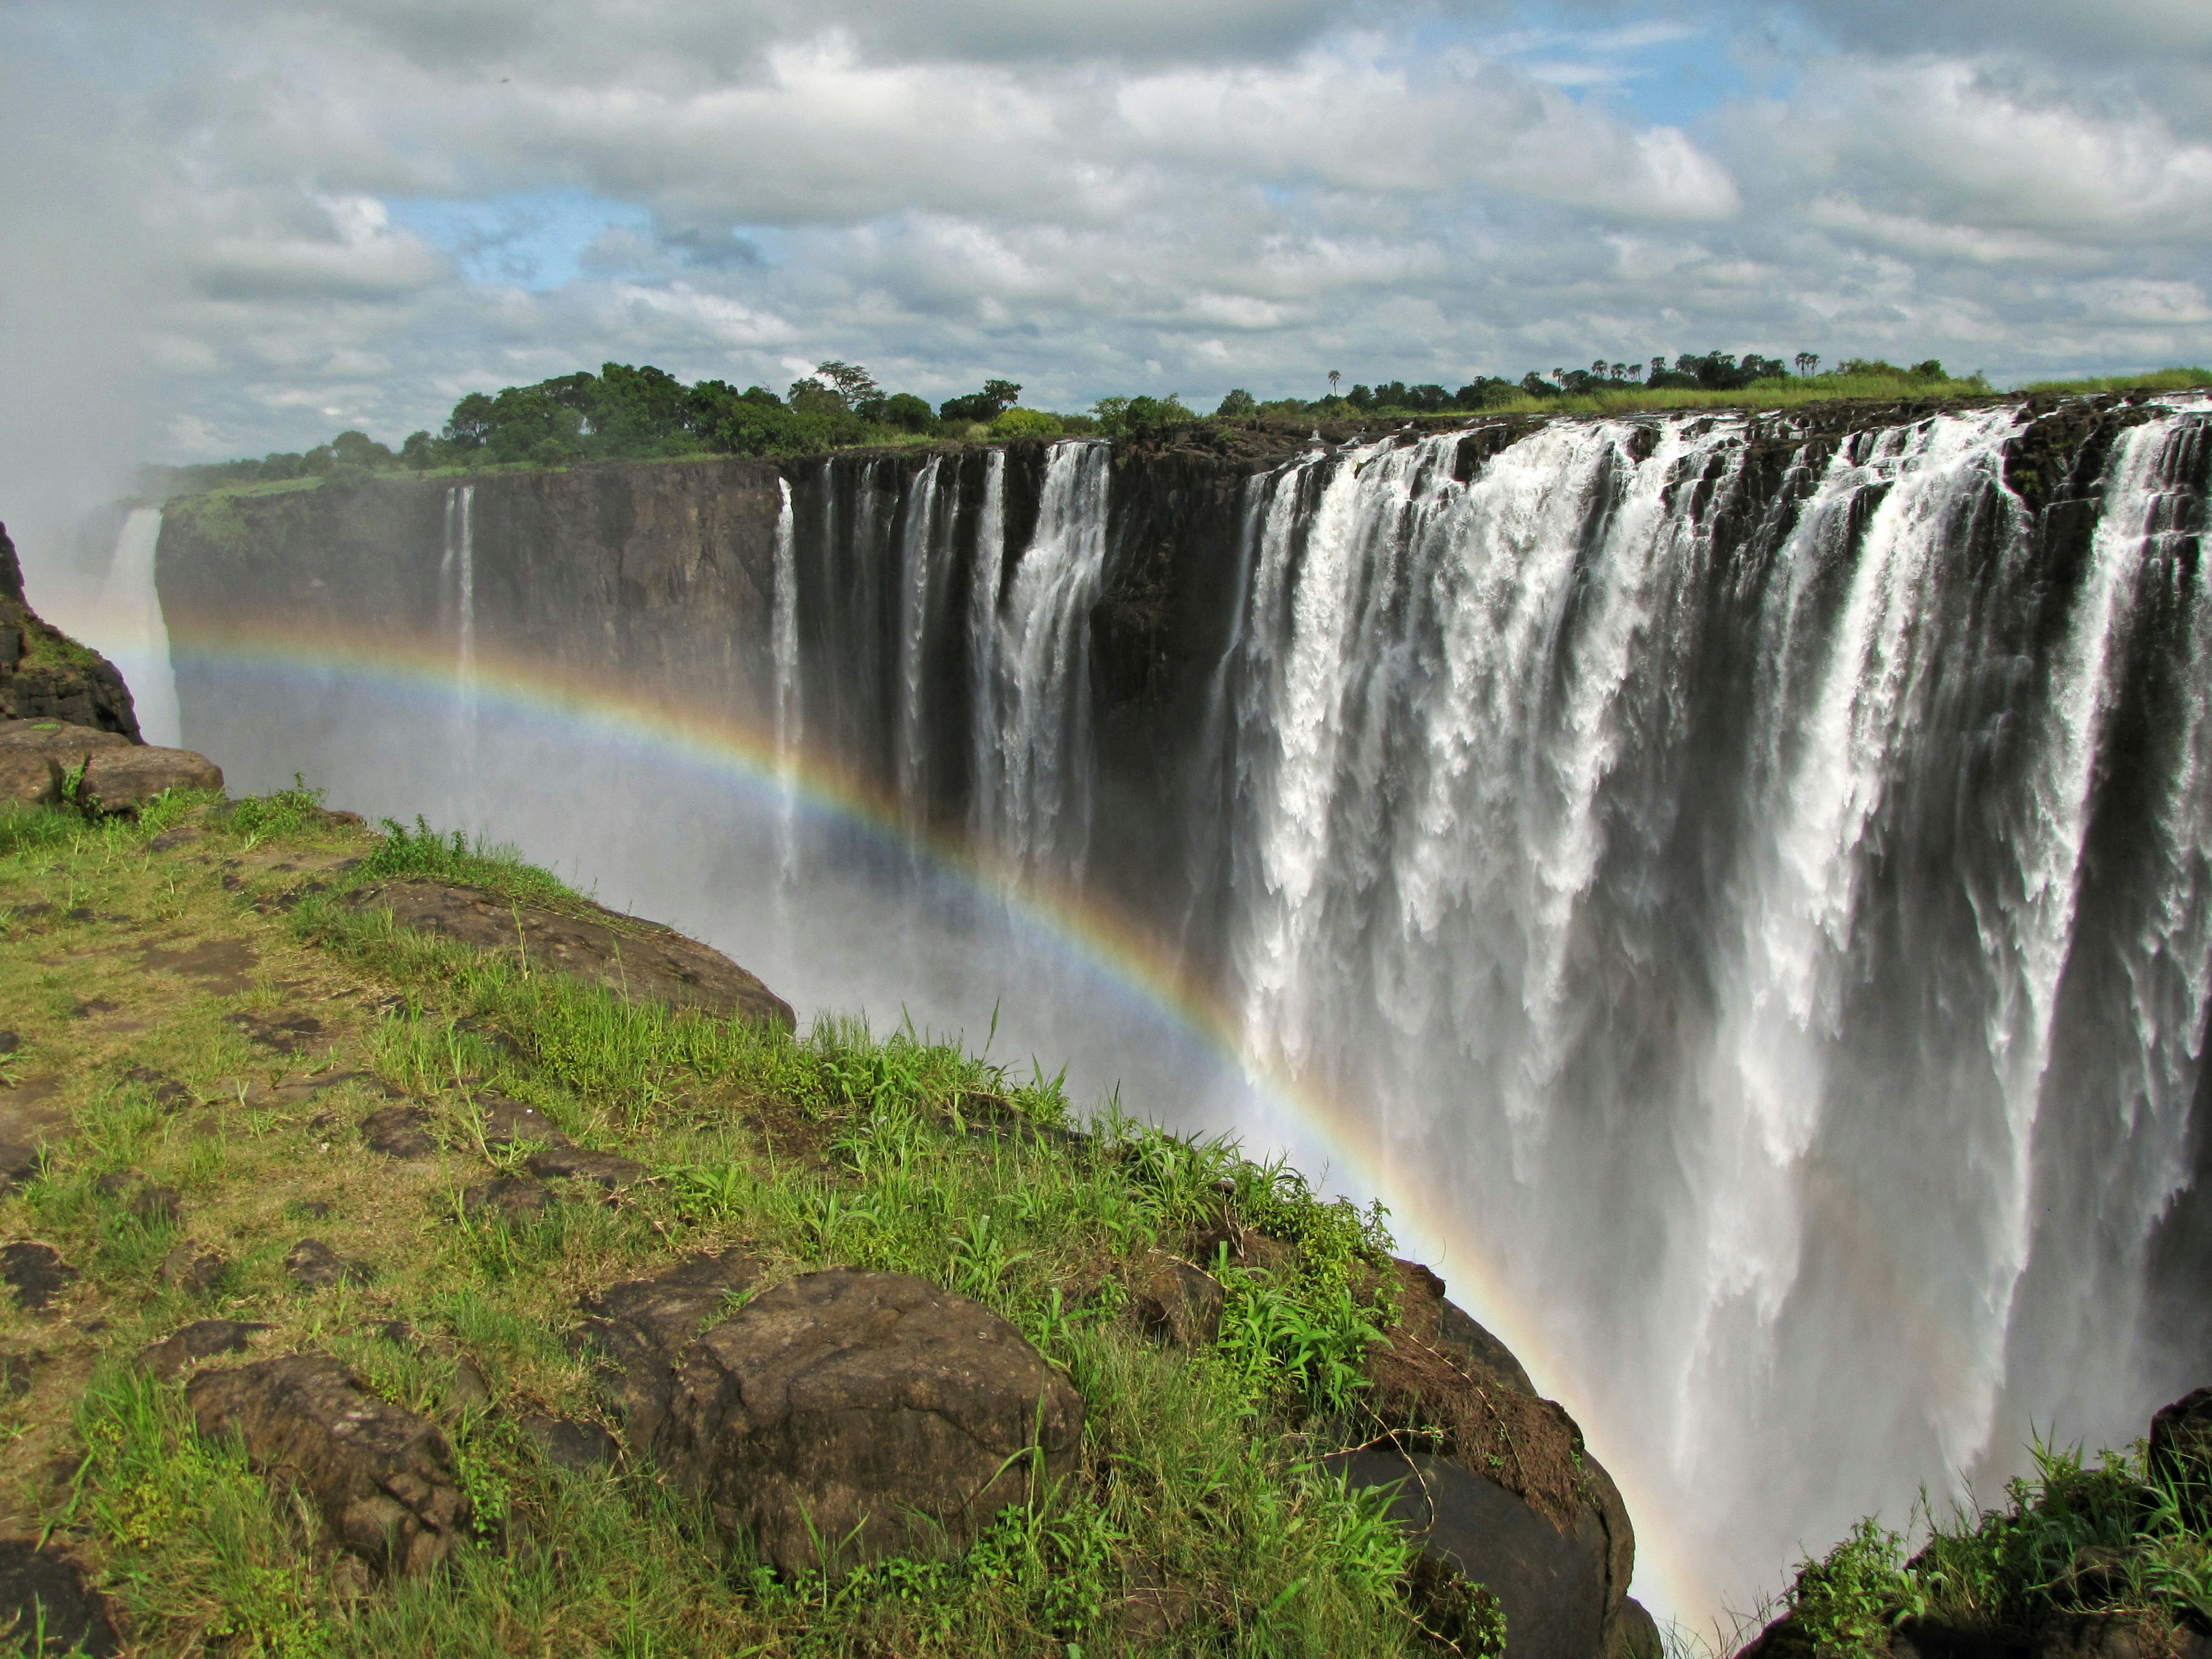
[147,357,2212,500]
[0,782,1513,1657]
[1755,1426,2212,1658]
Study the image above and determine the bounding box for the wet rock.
[0,1244,75,1312]
[460,1176,551,1223]
[186,1355,467,1577]
[0,1537,119,1656]
[285,1237,373,1290]
[524,1145,646,1189]
[1328,1447,1608,1659]
[660,1267,1085,1573]
[1128,1250,1224,1347]
[137,1319,271,1382]
[360,1105,436,1160]
[575,1248,767,1452]
[518,1414,619,1473]
[344,880,796,1029]
[158,1241,228,1296]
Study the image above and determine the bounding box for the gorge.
[141,393,2212,1622]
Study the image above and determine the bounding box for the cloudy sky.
[3,0,2209,515]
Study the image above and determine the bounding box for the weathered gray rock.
[1128,1250,1224,1347]
[577,1248,765,1452]
[519,1414,619,1473]
[138,1319,270,1382]
[0,1537,118,1656]
[76,745,222,812]
[660,1267,1085,1573]
[0,721,218,812]
[344,880,795,1029]
[187,1355,468,1577]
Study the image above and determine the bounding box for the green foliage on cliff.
[0,791,1472,1657]
[1773,1435,2212,1657]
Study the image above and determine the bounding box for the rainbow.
[166,615,1718,1623]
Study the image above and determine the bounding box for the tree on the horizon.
[1328,369,1341,397]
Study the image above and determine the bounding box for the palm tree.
[1328,370,1342,398]
[1795,353,1820,377]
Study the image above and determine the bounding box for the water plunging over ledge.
[153,402,2212,1619]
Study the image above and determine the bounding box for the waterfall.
[172,397,2212,1618]
[772,475,802,881]
[975,440,1112,879]
[97,506,180,745]
[443,483,478,820]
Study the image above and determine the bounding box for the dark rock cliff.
[0,521,141,738]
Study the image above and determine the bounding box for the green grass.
[0,793,1475,1657]
[2015,367,2212,396]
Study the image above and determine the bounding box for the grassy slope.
[0,788,1445,1658]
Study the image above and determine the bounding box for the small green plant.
[224,774,327,839]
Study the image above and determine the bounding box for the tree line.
[153,352,1975,493]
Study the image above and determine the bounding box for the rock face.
[659,1268,1085,1573]
[0,1538,119,1656]
[343,879,795,1029]
[186,1355,468,1577]
[578,1248,767,1454]
[0,522,140,738]
[1350,1256,1641,1659]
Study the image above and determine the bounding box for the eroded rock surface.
[344,880,795,1028]
[0,1538,118,1656]
[186,1355,468,1577]
[661,1267,1084,1573]
[138,1319,270,1382]
[577,1248,765,1452]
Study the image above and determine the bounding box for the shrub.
[988,407,1063,438]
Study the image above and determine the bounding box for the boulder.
[660,1267,1084,1573]
[186,1355,468,1577]
[77,745,222,812]
[343,880,795,1029]
[519,1415,619,1474]
[0,1538,118,1656]
[1128,1250,1224,1347]
[0,721,217,812]
[576,1248,766,1452]
[137,1319,270,1382]
[0,524,142,737]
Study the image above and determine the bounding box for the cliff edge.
[0,521,141,738]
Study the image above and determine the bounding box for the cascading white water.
[974,440,1111,879]
[96,506,181,746]
[165,399,2212,1623]
[771,475,802,881]
[441,484,478,821]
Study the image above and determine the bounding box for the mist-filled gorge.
[94,392,2203,1628]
